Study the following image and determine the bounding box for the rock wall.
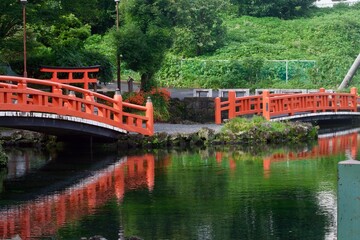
[170,97,216,123]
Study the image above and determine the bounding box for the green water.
[0,131,355,240]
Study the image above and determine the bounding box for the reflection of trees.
[120,143,342,239]
[5,148,51,179]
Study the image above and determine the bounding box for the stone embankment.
[0,120,318,168]
[118,121,318,149]
[0,129,56,147]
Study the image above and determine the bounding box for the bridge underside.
[271,112,360,125]
[0,111,127,142]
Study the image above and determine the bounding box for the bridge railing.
[214,94,262,124]
[0,76,154,135]
[215,88,358,124]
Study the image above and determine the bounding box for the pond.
[0,128,357,239]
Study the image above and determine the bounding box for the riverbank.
[118,118,318,149]
[0,119,317,149]
[0,118,318,169]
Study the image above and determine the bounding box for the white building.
[315,0,360,7]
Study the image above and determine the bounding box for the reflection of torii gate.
[215,129,359,173]
[0,154,155,240]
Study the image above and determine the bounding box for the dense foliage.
[231,0,316,19]
[0,0,114,81]
[115,0,173,91]
[157,4,360,90]
[171,0,227,57]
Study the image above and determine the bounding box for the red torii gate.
[40,65,100,90]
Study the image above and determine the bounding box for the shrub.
[123,88,171,122]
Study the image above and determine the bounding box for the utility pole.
[115,0,121,92]
[338,53,360,90]
[21,0,28,78]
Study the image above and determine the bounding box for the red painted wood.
[0,76,154,136]
[215,88,358,124]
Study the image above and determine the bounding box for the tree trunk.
[140,72,155,92]
[140,73,150,92]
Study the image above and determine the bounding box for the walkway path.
[98,82,223,134]
[154,123,222,134]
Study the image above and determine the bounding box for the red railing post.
[228,91,236,120]
[51,84,62,107]
[17,80,27,104]
[85,93,94,114]
[351,87,358,112]
[66,91,76,110]
[146,97,154,135]
[215,97,221,124]
[319,88,326,111]
[113,90,123,123]
[262,90,271,120]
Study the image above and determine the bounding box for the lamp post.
[115,0,121,91]
[21,0,28,78]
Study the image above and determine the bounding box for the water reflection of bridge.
[0,154,154,239]
[215,128,360,171]
[263,130,359,170]
[2,129,360,239]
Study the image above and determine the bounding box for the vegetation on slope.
[157,4,360,90]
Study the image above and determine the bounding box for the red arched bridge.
[215,88,360,124]
[0,75,154,141]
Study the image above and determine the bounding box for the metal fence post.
[215,97,221,124]
[338,159,360,240]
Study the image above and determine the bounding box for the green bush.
[219,116,318,144]
[221,116,266,133]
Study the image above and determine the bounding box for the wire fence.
[176,59,316,84]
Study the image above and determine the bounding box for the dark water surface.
[1,129,357,240]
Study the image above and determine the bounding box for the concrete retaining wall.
[170,97,216,123]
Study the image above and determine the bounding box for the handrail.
[215,92,262,124]
[215,88,358,123]
[0,76,154,136]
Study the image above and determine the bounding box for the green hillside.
[157,5,360,90]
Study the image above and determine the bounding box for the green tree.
[115,0,172,91]
[231,0,316,19]
[60,0,115,34]
[172,0,227,57]
[0,0,22,41]
[0,0,41,65]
